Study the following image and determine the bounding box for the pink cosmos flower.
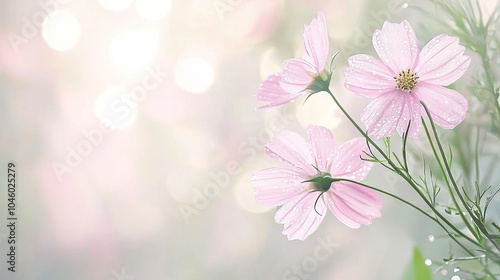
[256,12,330,109]
[344,20,470,139]
[252,125,382,240]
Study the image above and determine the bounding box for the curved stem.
[337,178,476,256]
[336,179,436,222]
[421,101,500,254]
[478,44,500,127]
[421,117,480,241]
[323,89,387,159]
[323,88,488,252]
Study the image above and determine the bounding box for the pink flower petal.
[275,190,326,240]
[344,54,396,98]
[255,73,288,101]
[360,91,405,139]
[252,168,307,207]
[414,82,468,129]
[325,193,361,228]
[328,181,382,225]
[396,93,422,138]
[303,11,329,72]
[333,182,382,210]
[265,131,316,175]
[325,182,381,229]
[254,13,330,109]
[415,34,471,86]
[329,138,373,181]
[255,73,305,109]
[307,125,336,171]
[280,57,316,93]
[372,20,419,73]
[360,91,422,139]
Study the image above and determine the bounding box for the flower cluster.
[252,13,470,240]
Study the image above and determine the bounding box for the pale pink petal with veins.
[345,20,470,138]
[256,12,330,109]
[252,126,382,240]
[414,82,468,129]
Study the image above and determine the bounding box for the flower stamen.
[394,69,419,93]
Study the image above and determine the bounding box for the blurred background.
[0,0,499,279]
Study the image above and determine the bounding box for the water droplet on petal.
[428,235,435,242]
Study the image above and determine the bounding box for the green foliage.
[402,248,433,280]
[429,0,500,137]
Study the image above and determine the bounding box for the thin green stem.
[474,127,481,184]
[324,89,387,158]
[453,129,472,185]
[433,258,498,280]
[421,117,480,241]
[337,179,437,223]
[479,46,500,119]
[402,123,410,173]
[323,88,488,252]
[421,101,500,254]
[337,178,475,256]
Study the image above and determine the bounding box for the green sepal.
[302,172,340,192]
[305,69,332,94]
[303,51,339,103]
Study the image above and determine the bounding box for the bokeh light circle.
[136,0,172,21]
[95,87,138,130]
[42,10,81,51]
[234,171,271,214]
[174,56,215,94]
[97,0,134,12]
[296,93,341,130]
[108,31,158,75]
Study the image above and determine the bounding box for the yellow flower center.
[394,69,419,93]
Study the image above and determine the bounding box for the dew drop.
[453,267,460,272]
[424,259,432,266]
[428,235,435,242]
[402,3,409,9]
[451,276,461,280]
[441,269,448,276]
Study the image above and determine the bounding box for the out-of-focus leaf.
[402,247,433,280]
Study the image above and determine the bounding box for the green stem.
[474,127,481,184]
[453,129,472,185]
[323,88,487,252]
[337,179,437,223]
[421,101,500,254]
[337,178,475,256]
[478,45,500,120]
[421,118,480,241]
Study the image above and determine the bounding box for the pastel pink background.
[0,0,498,279]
